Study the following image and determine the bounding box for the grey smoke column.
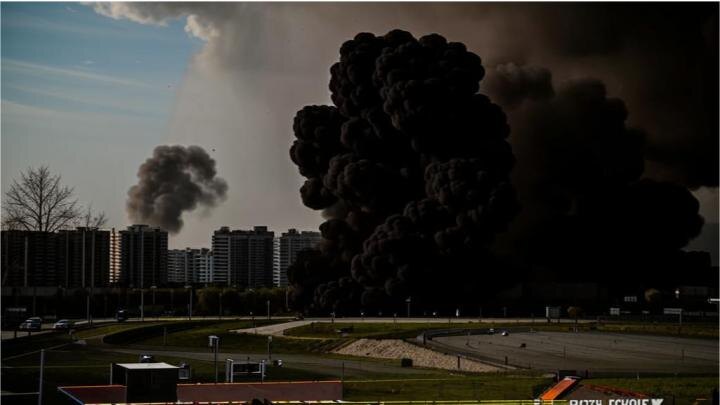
[127,145,228,233]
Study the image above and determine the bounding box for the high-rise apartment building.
[118,225,168,288]
[274,229,322,287]
[212,226,274,288]
[167,248,212,285]
[1,228,111,288]
[57,227,110,288]
[211,228,231,285]
[109,228,121,284]
[1,230,59,287]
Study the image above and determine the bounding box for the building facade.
[211,228,231,285]
[1,228,111,288]
[57,227,111,288]
[1,230,59,287]
[109,228,121,284]
[118,225,168,288]
[167,248,213,285]
[212,226,274,288]
[274,229,322,287]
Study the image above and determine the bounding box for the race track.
[433,331,718,374]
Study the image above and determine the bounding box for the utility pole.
[140,229,144,322]
[209,335,220,383]
[185,285,193,320]
[37,349,45,405]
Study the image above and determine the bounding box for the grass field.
[343,374,552,401]
[2,319,717,404]
[588,377,719,403]
[3,343,717,404]
[127,320,341,353]
[1,344,336,405]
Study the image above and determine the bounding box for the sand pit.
[333,338,500,373]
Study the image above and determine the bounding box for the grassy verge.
[343,374,552,400]
[73,321,167,339]
[588,377,719,403]
[1,345,334,405]
[284,322,489,339]
[99,319,337,354]
[1,332,74,359]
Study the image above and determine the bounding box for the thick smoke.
[288,30,517,313]
[127,145,228,233]
[93,3,717,254]
[484,64,711,290]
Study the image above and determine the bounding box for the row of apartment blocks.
[167,227,322,288]
[1,225,321,289]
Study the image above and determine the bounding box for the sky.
[1,2,207,244]
[1,2,717,264]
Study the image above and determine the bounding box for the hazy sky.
[1,2,717,262]
[1,2,203,244]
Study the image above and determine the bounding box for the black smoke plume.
[289,30,518,314]
[127,145,228,233]
[484,64,711,291]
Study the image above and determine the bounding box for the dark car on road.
[19,317,42,331]
[53,319,74,330]
[116,310,129,322]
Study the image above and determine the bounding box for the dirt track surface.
[434,331,718,374]
[334,339,500,373]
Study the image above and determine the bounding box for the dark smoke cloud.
[533,4,718,188]
[483,63,554,108]
[127,145,228,233]
[94,3,717,255]
[288,30,516,313]
[484,64,710,288]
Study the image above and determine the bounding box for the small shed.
[110,362,179,403]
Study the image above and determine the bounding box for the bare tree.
[2,166,82,232]
[75,204,108,229]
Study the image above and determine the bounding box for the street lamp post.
[218,290,223,320]
[151,285,157,319]
[185,285,192,320]
[406,297,411,318]
[267,335,272,361]
[140,288,145,322]
[266,299,270,320]
[208,335,220,383]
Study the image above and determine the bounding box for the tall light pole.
[267,335,273,361]
[151,285,157,320]
[209,335,220,383]
[140,288,145,322]
[406,297,411,318]
[185,285,192,320]
[218,289,223,320]
[266,299,270,320]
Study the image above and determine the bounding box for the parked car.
[501,330,510,336]
[53,319,74,330]
[19,317,42,331]
[488,328,495,335]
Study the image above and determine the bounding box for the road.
[1,316,293,341]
